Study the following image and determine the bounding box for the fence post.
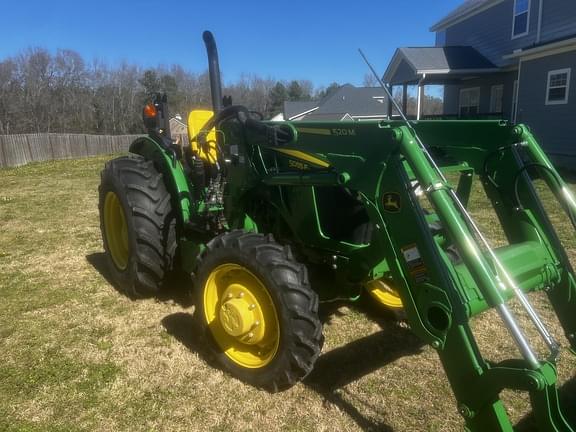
[83,134,89,156]
[0,135,6,168]
[49,133,55,160]
[25,135,33,164]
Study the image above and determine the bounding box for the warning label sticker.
[401,244,429,284]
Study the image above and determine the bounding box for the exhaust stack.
[202,31,223,114]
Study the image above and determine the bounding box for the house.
[275,85,389,122]
[384,0,576,168]
[169,114,188,143]
[274,101,318,121]
[169,115,187,135]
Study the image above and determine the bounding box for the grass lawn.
[1,154,576,431]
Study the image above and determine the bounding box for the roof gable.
[383,46,498,84]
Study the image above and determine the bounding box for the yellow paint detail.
[188,109,218,164]
[103,191,129,270]
[203,264,280,368]
[366,279,404,309]
[274,148,330,168]
[296,127,332,136]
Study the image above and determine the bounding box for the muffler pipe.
[203,30,223,114]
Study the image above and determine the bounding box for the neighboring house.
[276,85,389,122]
[169,115,187,135]
[384,0,576,167]
[279,101,318,121]
[169,115,188,143]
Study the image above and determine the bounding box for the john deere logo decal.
[383,192,401,213]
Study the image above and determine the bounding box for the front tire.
[195,230,323,392]
[98,154,178,297]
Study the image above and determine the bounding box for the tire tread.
[98,154,178,296]
[195,229,323,392]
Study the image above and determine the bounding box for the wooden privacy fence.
[0,133,144,168]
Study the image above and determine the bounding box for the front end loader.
[98,31,576,430]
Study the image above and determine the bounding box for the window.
[512,0,530,38]
[490,85,504,113]
[546,68,571,105]
[459,87,480,117]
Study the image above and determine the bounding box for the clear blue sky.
[1,0,463,88]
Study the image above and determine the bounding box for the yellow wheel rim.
[203,263,280,368]
[366,279,404,309]
[103,191,129,270]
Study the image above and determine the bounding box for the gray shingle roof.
[283,101,318,119]
[315,85,388,116]
[302,113,351,121]
[383,46,498,84]
[399,46,496,71]
[283,85,388,120]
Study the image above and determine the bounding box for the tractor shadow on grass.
[86,252,193,307]
[161,312,221,370]
[163,306,421,432]
[303,298,424,432]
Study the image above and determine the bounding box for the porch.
[383,46,515,121]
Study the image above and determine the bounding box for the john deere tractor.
[99,31,576,430]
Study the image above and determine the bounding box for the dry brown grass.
[1,155,575,431]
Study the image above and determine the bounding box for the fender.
[129,136,192,223]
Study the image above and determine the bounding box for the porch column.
[417,74,426,120]
[402,84,408,115]
[387,84,393,118]
[417,83,425,120]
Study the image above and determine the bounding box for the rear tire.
[99,154,178,297]
[195,230,323,392]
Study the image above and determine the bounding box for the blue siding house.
[384,0,576,168]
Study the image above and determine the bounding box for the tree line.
[0,47,340,135]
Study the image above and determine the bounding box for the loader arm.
[224,117,576,431]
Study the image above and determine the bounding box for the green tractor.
[99,31,576,430]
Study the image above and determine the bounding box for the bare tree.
[363,73,379,87]
[0,59,18,134]
[0,46,325,134]
[226,74,275,115]
[53,49,89,132]
[18,48,55,133]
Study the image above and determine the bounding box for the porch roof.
[383,46,500,85]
